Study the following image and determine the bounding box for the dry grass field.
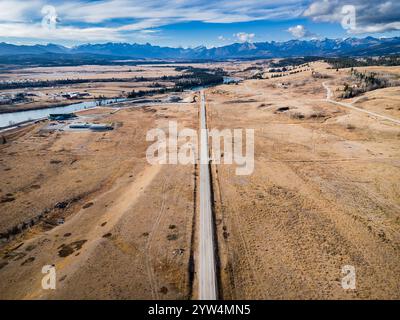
[0,100,198,299]
[0,61,399,299]
[207,63,400,299]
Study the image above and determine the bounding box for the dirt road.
[198,91,218,300]
[322,82,400,125]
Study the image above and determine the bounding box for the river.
[0,77,242,129]
[0,98,126,129]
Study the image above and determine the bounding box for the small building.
[166,96,182,103]
[0,96,12,105]
[69,123,91,129]
[89,123,113,131]
[62,92,90,99]
[49,113,77,121]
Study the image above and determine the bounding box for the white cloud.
[0,23,124,42]
[0,0,41,23]
[57,0,305,24]
[379,2,393,14]
[0,0,306,42]
[350,22,400,34]
[287,25,315,38]
[140,29,159,34]
[303,0,332,17]
[235,32,255,42]
[303,0,400,34]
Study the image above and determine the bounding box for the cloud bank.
[0,0,398,43]
[303,0,400,33]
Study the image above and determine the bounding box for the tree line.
[326,56,400,69]
[342,68,397,98]
[128,68,224,98]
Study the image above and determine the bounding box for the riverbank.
[0,98,127,129]
[0,98,124,114]
[0,84,210,129]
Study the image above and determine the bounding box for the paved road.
[322,82,400,125]
[199,90,218,300]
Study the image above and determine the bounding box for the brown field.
[0,61,256,114]
[0,101,198,299]
[207,63,400,299]
[0,61,399,299]
[0,65,181,81]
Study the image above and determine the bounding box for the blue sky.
[0,0,399,47]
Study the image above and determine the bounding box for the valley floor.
[0,62,399,299]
